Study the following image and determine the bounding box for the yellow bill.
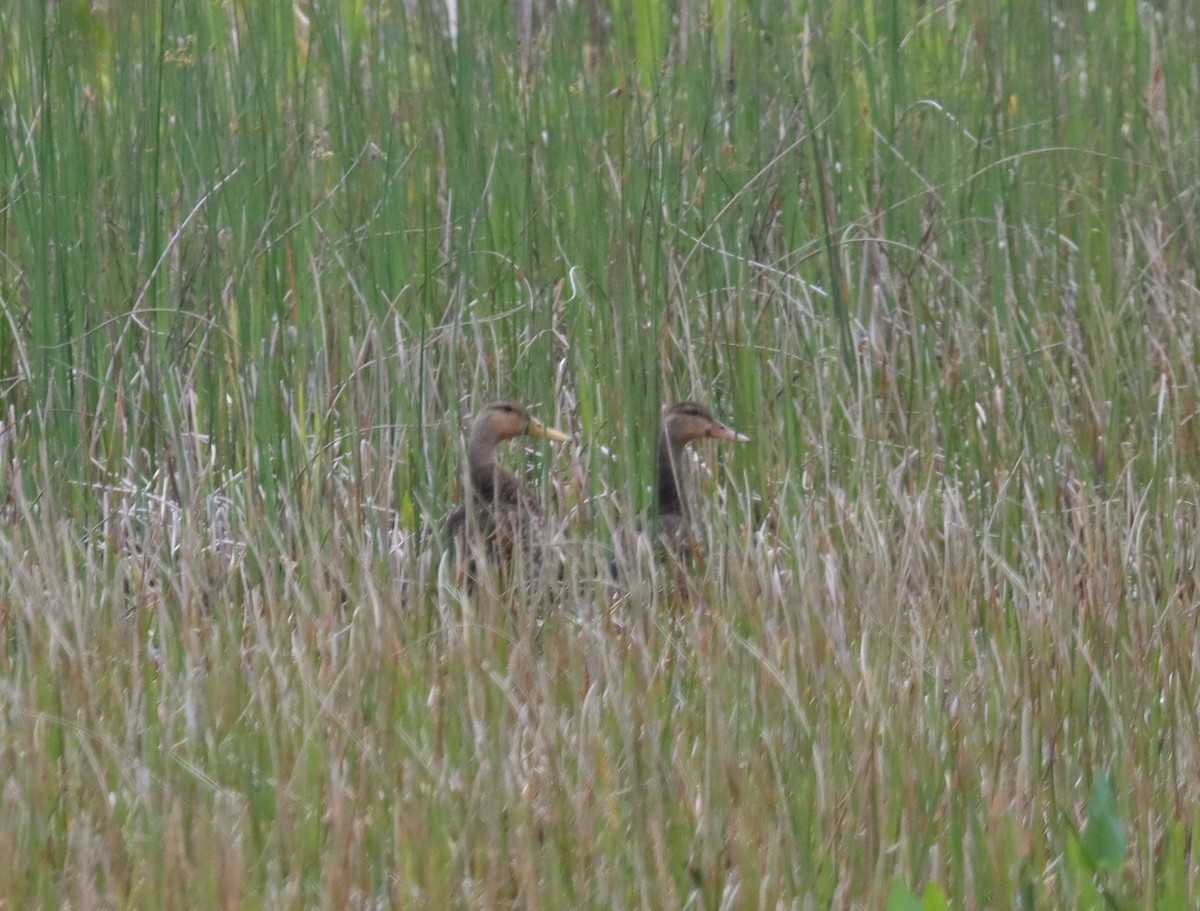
[527,417,571,442]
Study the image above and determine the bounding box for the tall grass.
[1,0,1198,907]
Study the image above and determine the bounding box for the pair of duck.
[446,399,748,574]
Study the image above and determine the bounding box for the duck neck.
[656,430,688,519]
[467,426,502,501]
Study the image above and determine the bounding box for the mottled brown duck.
[654,401,749,562]
[445,399,570,576]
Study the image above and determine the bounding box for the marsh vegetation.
[1,1,1198,907]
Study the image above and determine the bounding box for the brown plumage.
[654,402,749,561]
[445,399,570,576]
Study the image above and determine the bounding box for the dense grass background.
[2,0,1199,907]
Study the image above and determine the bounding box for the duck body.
[445,399,569,574]
[653,402,749,562]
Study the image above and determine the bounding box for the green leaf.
[921,882,951,911]
[1082,772,1127,872]
[886,877,925,911]
[1065,835,1106,910]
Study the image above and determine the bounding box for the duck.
[445,399,570,575]
[654,401,749,562]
